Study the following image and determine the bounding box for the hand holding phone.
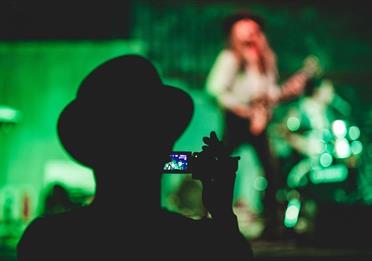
[162,131,239,219]
[196,131,240,219]
[163,151,192,174]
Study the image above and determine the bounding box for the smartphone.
[163,151,192,173]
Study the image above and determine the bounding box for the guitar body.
[248,96,272,136]
[246,55,320,136]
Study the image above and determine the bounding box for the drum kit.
[282,119,363,230]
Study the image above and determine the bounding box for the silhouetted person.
[17,55,253,260]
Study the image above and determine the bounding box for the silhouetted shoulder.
[17,217,44,260]
[17,210,81,260]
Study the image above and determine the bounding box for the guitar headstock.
[302,55,322,78]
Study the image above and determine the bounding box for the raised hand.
[192,131,240,220]
[200,131,229,160]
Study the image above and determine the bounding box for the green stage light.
[284,198,301,228]
[332,120,347,138]
[334,138,351,158]
[319,152,333,167]
[351,140,363,155]
[348,126,360,141]
[286,116,300,131]
[254,176,268,191]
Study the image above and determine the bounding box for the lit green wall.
[0,40,146,219]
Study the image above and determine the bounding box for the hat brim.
[57,84,194,167]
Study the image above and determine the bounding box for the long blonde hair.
[255,32,278,77]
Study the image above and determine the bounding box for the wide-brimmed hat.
[57,54,194,167]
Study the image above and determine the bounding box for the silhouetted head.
[57,55,194,171]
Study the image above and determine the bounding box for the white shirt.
[206,49,280,110]
[301,98,330,130]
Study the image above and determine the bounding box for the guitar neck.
[301,55,320,78]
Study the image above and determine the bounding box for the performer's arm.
[206,50,245,111]
[279,72,308,101]
[279,55,320,102]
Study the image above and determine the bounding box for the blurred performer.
[275,76,356,184]
[270,77,336,195]
[271,76,363,237]
[206,11,318,238]
[278,77,335,157]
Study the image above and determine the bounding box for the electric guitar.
[247,55,321,136]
